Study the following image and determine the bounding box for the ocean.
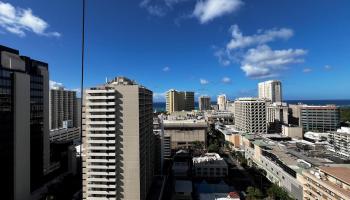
[153,100,350,112]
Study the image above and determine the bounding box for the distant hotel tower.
[217,94,227,110]
[50,86,78,129]
[82,77,154,200]
[258,80,282,102]
[198,95,211,111]
[166,89,194,113]
[0,45,50,200]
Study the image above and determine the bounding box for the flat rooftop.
[319,166,350,184]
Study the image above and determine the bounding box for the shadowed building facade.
[0,45,50,200]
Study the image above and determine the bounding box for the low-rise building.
[193,153,228,178]
[240,134,335,200]
[303,166,350,200]
[328,127,350,158]
[49,127,80,143]
[282,125,303,139]
[195,181,239,200]
[163,119,207,150]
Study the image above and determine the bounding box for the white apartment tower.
[234,98,267,134]
[258,80,282,102]
[217,94,227,111]
[198,96,211,111]
[82,77,154,200]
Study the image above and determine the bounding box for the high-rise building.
[198,96,211,111]
[50,87,77,129]
[82,76,154,200]
[258,80,282,102]
[266,102,289,133]
[234,98,267,134]
[217,94,227,111]
[166,89,194,113]
[291,104,340,132]
[0,45,50,200]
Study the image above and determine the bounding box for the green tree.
[246,186,263,200]
[208,143,220,153]
[267,184,293,200]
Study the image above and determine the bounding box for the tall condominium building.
[83,77,154,200]
[217,94,227,111]
[50,87,78,129]
[258,80,282,102]
[295,105,340,132]
[234,98,267,134]
[166,89,194,113]
[0,45,50,200]
[198,96,211,111]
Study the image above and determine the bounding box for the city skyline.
[1,0,350,102]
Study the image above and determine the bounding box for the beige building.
[234,98,267,134]
[282,125,303,139]
[163,119,207,150]
[303,166,350,200]
[166,89,194,113]
[50,87,78,129]
[266,102,289,133]
[199,96,211,111]
[217,94,227,111]
[258,80,282,102]
[82,77,154,200]
[291,104,340,132]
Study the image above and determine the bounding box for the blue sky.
[1,0,349,101]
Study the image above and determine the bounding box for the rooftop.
[319,166,350,184]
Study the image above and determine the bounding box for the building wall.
[234,98,267,134]
[258,80,282,102]
[300,106,340,132]
[83,77,153,200]
[199,96,211,111]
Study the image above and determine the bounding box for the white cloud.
[227,25,293,50]
[241,45,307,78]
[324,65,332,70]
[303,68,312,73]
[193,0,243,24]
[215,25,307,79]
[214,49,231,66]
[49,80,64,89]
[200,78,209,85]
[0,1,60,37]
[221,77,232,84]
[140,0,189,17]
[163,66,170,72]
[153,92,166,102]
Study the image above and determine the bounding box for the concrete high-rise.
[0,45,50,200]
[166,89,194,113]
[198,96,211,111]
[297,105,340,132]
[234,98,267,134]
[50,87,78,129]
[82,77,154,200]
[258,80,282,102]
[217,94,227,111]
